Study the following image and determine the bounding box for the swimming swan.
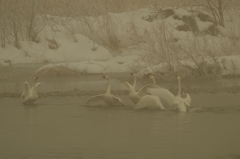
[125,73,158,104]
[21,77,41,105]
[147,76,191,112]
[85,75,126,107]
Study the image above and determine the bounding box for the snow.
[195,17,214,32]
[1,7,240,77]
[0,34,112,65]
[174,8,192,18]
[36,55,140,74]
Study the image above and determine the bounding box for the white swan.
[147,76,191,112]
[125,73,164,110]
[21,77,41,105]
[125,73,158,104]
[134,95,165,110]
[85,75,126,107]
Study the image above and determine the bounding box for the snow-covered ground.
[1,7,240,78]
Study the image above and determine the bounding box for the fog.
[1,0,240,159]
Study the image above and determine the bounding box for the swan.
[125,73,158,104]
[125,73,164,110]
[134,95,165,110]
[21,77,41,105]
[85,75,126,107]
[147,76,191,112]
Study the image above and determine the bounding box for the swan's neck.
[177,78,181,97]
[152,77,156,85]
[33,79,37,90]
[106,79,111,94]
[133,76,136,90]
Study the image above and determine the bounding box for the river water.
[0,64,240,159]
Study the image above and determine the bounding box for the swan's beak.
[103,75,108,79]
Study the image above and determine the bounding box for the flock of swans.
[21,73,191,112]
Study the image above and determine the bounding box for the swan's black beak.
[103,75,107,79]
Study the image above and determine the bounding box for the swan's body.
[134,95,165,110]
[147,76,191,112]
[21,77,41,105]
[125,73,164,110]
[85,75,126,107]
[125,73,158,104]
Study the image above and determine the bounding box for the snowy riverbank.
[1,7,240,79]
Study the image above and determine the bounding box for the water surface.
[1,64,240,159]
[0,94,240,159]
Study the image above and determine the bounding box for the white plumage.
[125,73,158,104]
[125,73,165,110]
[147,76,191,112]
[21,77,41,105]
[134,95,165,110]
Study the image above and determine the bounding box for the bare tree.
[194,0,231,27]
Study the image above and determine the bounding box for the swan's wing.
[30,83,41,93]
[125,82,135,94]
[112,95,126,107]
[183,93,191,107]
[125,82,133,90]
[134,96,149,109]
[85,94,105,106]
[137,84,159,97]
[173,99,188,112]
[35,83,41,89]
[147,87,175,106]
[134,95,165,110]
[21,82,31,98]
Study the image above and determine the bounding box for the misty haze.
[1,0,240,159]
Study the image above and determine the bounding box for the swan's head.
[130,73,136,76]
[176,75,181,80]
[102,75,109,79]
[34,77,38,81]
[148,75,154,79]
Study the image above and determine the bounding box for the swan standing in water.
[85,75,126,107]
[21,77,41,105]
[147,76,191,112]
[125,73,165,110]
